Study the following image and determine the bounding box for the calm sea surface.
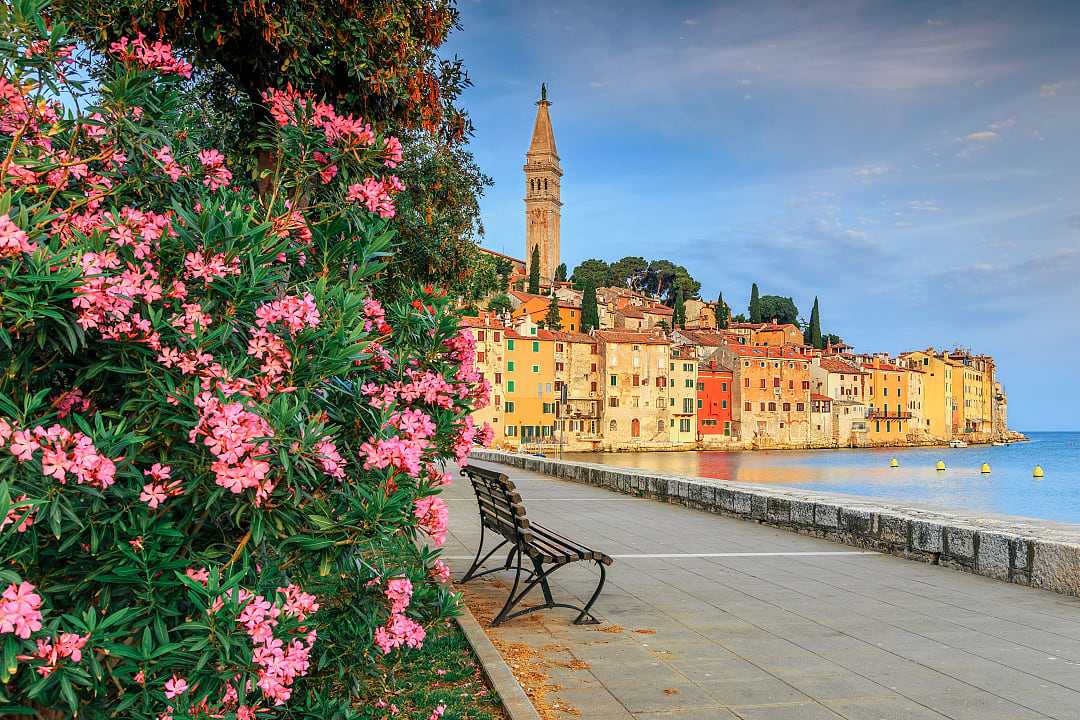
[565,431,1080,524]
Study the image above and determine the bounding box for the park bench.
[459,464,613,626]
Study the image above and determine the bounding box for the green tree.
[805,296,823,348]
[756,295,800,325]
[544,293,563,330]
[554,262,568,283]
[571,258,610,290]
[732,312,748,323]
[487,293,512,315]
[673,288,686,329]
[716,292,729,329]
[580,281,600,332]
[608,255,648,289]
[528,245,541,294]
[643,259,700,304]
[749,283,761,323]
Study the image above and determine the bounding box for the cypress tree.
[528,244,541,294]
[673,288,686,329]
[580,281,600,332]
[554,262,567,283]
[749,283,761,323]
[716,291,728,329]
[807,296,823,349]
[544,292,563,330]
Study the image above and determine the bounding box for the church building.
[524,83,562,284]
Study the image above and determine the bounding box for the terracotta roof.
[811,393,833,403]
[461,314,508,330]
[643,304,674,316]
[861,362,906,373]
[616,308,645,319]
[698,362,733,373]
[509,290,550,304]
[477,247,525,266]
[538,329,596,343]
[817,357,865,374]
[595,331,670,345]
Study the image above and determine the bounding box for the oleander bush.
[0,1,491,717]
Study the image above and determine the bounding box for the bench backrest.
[461,464,533,547]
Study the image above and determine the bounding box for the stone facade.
[596,331,674,449]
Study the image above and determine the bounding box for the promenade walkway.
[446,460,1080,720]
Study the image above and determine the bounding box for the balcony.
[866,409,912,420]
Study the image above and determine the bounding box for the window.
[631,418,640,437]
[608,397,619,408]
[773,377,780,388]
[697,381,705,391]
[788,380,794,390]
[760,379,767,389]
[886,420,891,432]
[609,420,617,432]
[802,381,810,390]
[507,381,515,392]
[494,372,502,384]
[555,362,565,372]
[633,374,640,386]
[556,343,564,352]
[531,364,540,373]
[477,330,486,341]
[532,341,539,352]
[504,401,515,412]
[507,360,516,372]
[744,378,750,388]
[670,362,675,371]
[477,351,486,363]
[724,421,731,436]
[680,418,691,432]
[591,362,597,371]
[530,327,536,336]
[507,339,515,350]
[698,399,703,409]
[590,381,597,392]
[759,402,766,411]
[721,382,728,392]
[494,332,501,342]
[610,375,617,386]
[721,400,728,409]
[783,402,791,411]
[542,403,554,414]
[683,398,694,413]
[796,402,805,412]
[505,425,516,437]
[633,396,641,408]
[768,402,776,411]
[657,420,665,431]
[744,402,752,411]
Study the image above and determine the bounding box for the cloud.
[907,200,942,212]
[964,131,999,143]
[854,164,891,178]
[1040,82,1064,96]
[989,117,1016,131]
[683,18,699,26]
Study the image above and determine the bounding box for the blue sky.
[443,1,1080,431]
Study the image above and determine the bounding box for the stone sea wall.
[469,448,1080,597]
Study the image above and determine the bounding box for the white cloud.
[854,164,891,177]
[683,18,699,26]
[907,200,942,212]
[964,131,999,143]
[989,117,1016,132]
[1040,81,1064,96]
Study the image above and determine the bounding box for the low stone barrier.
[469,449,1080,597]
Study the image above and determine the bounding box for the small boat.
[949,440,968,448]
[992,441,1005,446]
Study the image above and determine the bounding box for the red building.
[697,360,734,440]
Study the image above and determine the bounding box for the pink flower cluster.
[1,420,117,489]
[54,388,91,418]
[360,435,425,478]
[108,34,193,78]
[0,582,42,639]
[184,250,240,283]
[373,579,426,655]
[363,298,391,334]
[413,496,449,547]
[255,292,320,337]
[383,136,403,169]
[313,436,346,480]
[346,176,404,219]
[262,85,378,148]
[0,213,36,258]
[210,584,319,706]
[430,559,452,584]
[189,395,274,503]
[197,149,232,191]
[139,463,183,509]
[24,631,89,677]
[153,146,186,182]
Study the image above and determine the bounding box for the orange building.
[509,290,583,332]
[714,344,812,446]
[697,359,734,443]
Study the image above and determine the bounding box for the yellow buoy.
[935,460,946,471]
[980,463,991,474]
[1033,465,1044,478]
[890,458,899,468]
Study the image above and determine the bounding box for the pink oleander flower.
[427,705,446,720]
[0,581,43,639]
[164,674,188,699]
[109,34,192,78]
[0,213,36,258]
[414,496,449,547]
[430,559,451,584]
[385,577,412,614]
[185,567,210,586]
[1,494,35,533]
[313,437,346,480]
[374,613,426,654]
[197,148,232,191]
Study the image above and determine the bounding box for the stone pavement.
[445,460,1080,720]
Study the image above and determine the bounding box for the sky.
[442,0,1080,431]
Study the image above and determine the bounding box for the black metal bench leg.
[491,548,524,626]
[533,555,555,606]
[573,561,606,625]
[460,524,487,583]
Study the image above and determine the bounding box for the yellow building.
[669,345,698,444]
[948,351,991,437]
[550,330,602,450]
[509,290,583,332]
[900,350,954,442]
[595,331,673,449]
[501,326,558,449]
[860,356,909,444]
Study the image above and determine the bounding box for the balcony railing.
[866,409,912,420]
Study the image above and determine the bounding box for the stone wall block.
[732,492,753,514]
[975,532,1011,581]
[814,504,840,528]
[791,501,815,526]
[840,509,874,537]
[878,514,909,546]
[912,521,944,554]
[767,498,792,524]
[944,527,976,563]
[1031,542,1080,595]
[751,495,768,520]
[717,488,736,513]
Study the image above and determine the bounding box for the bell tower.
[524,83,562,285]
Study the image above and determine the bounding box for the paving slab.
[446,460,1080,719]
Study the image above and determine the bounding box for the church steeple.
[524,83,562,285]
